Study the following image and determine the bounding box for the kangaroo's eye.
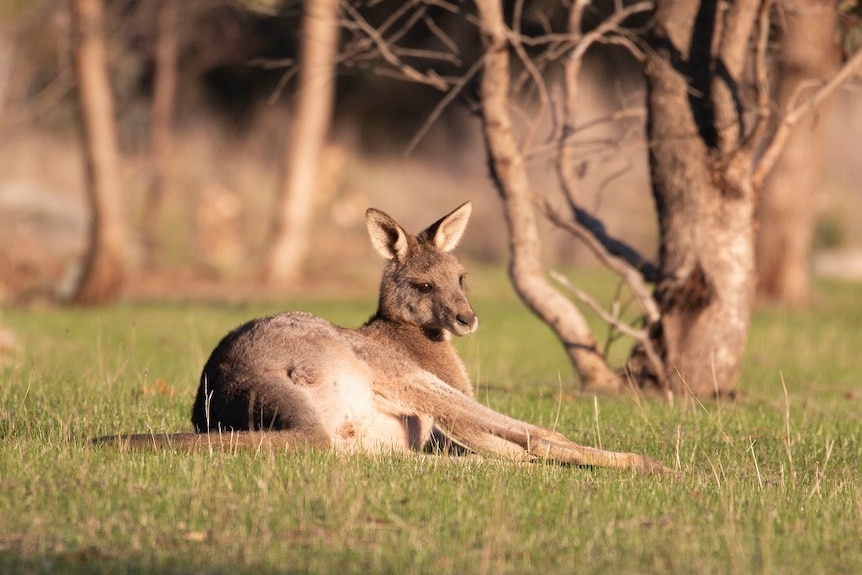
[415,282,434,294]
[459,274,466,289]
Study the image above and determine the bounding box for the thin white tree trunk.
[474,0,621,392]
[756,0,840,305]
[71,0,128,305]
[266,0,339,283]
[142,0,178,270]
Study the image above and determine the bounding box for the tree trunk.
[469,0,854,397]
[474,0,621,392]
[70,0,127,305]
[0,25,13,127]
[266,0,339,284]
[640,0,759,396]
[142,0,178,270]
[756,0,840,305]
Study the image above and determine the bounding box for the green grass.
[1,270,861,574]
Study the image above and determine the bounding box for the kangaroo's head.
[366,201,479,339]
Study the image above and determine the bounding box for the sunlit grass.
[1,272,861,574]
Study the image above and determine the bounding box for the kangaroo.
[100,202,663,472]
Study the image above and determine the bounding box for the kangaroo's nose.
[455,312,479,334]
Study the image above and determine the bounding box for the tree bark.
[70,0,127,305]
[756,0,840,305]
[142,0,178,270]
[266,0,339,284]
[0,25,13,128]
[639,0,759,396]
[474,0,621,392]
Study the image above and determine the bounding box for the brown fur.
[95,202,664,472]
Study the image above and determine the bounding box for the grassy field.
[1,269,860,574]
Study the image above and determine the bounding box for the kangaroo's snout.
[453,312,479,336]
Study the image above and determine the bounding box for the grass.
[1,269,861,574]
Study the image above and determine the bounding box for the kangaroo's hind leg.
[193,373,332,446]
[376,367,665,472]
[439,401,666,472]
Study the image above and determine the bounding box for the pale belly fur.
[304,367,434,452]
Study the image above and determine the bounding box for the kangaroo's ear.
[366,208,411,261]
[421,201,472,252]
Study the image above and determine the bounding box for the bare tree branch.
[598,34,649,62]
[7,68,74,127]
[554,0,657,288]
[376,0,429,47]
[549,271,645,341]
[506,33,551,150]
[742,0,774,151]
[550,270,666,388]
[340,1,449,90]
[563,204,659,282]
[543,204,659,324]
[525,106,646,160]
[422,14,461,57]
[389,47,462,65]
[569,0,591,43]
[570,1,654,63]
[403,54,484,156]
[754,45,862,188]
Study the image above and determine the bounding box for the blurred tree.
[70,0,127,304]
[0,25,11,127]
[141,0,178,270]
[265,0,339,283]
[756,0,841,305]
